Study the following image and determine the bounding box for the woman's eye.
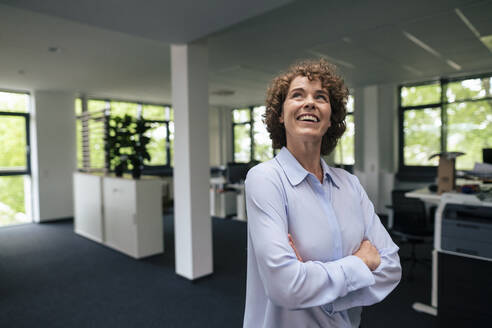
[292,92,302,98]
[316,94,328,101]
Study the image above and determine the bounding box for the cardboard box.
[437,157,455,194]
[429,152,465,195]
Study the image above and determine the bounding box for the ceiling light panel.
[350,26,446,73]
[306,50,356,69]
[308,40,386,69]
[403,31,442,58]
[399,10,489,72]
[479,35,492,53]
[454,7,492,55]
[455,8,481,38]
[457,2,492,36]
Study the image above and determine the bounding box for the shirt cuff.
[321,303,335,316]
[337,255,375,292]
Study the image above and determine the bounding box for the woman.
[243,59,401,328]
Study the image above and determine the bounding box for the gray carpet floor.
[0,216,436,327]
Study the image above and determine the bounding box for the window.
[232,108,252,163]
[232,106,274,163]
[76,98,174,174]
[253,106,274,162]
[399,74,492,174]
[76,99,107,171]
[142,104,174,167]
[0,90,31,227]
[334,95,355,167]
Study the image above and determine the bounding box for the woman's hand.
[353,240,381,271]
[288,234,303,262]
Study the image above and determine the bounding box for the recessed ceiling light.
[48,46,61,53]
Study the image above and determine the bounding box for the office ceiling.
[0,0,294,43]
[0,0,491,107]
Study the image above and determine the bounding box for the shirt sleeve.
[328,174,402,313]
[245,167,376,311]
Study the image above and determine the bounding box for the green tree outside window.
[0,91,30,227]
[400,76,492,170]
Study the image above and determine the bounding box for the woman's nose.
[304,96,315,109]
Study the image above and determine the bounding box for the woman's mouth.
[296,114,319,122]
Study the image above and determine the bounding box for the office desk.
[404,188,442,205]
[210,178,246,221]
[405,178,487,205]
[404,190,492,318]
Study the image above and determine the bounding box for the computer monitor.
[226,162,250,184]
[483,148,492,164]
[210,165,226,178]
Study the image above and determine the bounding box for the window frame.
[0,89,31,177]
[0,91,32,226]
[76,97,174,176]
[398,73,492,179]
[232,106,275,163]
[232,107,253,163]
[333,110,355,171]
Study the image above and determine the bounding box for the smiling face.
[280,76,332,149]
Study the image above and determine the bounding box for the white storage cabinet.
[73,173,104,242]
[103,177,163,259]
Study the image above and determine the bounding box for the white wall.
[31,91,76,222]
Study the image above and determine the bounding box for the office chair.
[389,190,434,281]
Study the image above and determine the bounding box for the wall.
[210,107,233,166]
[31,91,76,222]
[209,106,233,166]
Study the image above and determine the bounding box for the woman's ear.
[279,110,284,124]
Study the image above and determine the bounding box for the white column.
[171,42,213,280]
[377,84,397,214]
[31,91,76,222]
[361,86,380,206]
[353,84,397,214]
[222,108,234,164]
[209,106,221,166]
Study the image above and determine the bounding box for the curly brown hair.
[264,59,349,155]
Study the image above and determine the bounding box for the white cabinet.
[73,173,104,242]
[103,177,163,258]
[74,173,164,259]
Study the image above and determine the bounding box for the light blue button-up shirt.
[243,147,401,328]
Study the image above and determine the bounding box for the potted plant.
[107,114,151,179]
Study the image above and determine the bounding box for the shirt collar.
[275,147,340,189]
[320,156,340,189]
